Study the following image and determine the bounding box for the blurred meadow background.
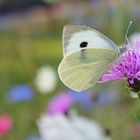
[1,0,140,140]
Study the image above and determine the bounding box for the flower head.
[37,112,111,140]
[100,39,140,93]
[35,66,57,94]
[7,85,34,103]
[47,92,73,115]
[68,90,95,111]
[0,115,12,136]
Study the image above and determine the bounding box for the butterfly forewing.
[63,25,120,56]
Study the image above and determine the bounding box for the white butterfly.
[58,25,126,92]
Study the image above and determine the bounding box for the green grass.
[0,29,64,140]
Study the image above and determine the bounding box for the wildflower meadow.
[1,0,140,140]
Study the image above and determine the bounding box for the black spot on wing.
[80,42,88,48]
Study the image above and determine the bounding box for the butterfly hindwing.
[58,49,116,91]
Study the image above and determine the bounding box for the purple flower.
[47,92,73,115]
[100,39,140,93]
[7,85,34,103]
[68,89,118,111]
[68,90,95,111]
[96,89,119,106]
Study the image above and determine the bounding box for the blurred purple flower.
[90,0,101,7]
[7,85,34,103]
[96,89,118,107]
[100,40,140,93]
[47,92,73,115]
[68,90,95,111]
[68,89,118,111]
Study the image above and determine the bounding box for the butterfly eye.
[80,42,88,48]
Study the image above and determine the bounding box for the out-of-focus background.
[1,0,140,140]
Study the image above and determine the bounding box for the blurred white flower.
[37,111,111,140]
[35,66,57,94]
[130,32,140,43]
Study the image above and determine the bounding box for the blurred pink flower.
[47,92,73,115]
[0,115,12,136]
[100,39,140,92]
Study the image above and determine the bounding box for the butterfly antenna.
[124,21,132,44]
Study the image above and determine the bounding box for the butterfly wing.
[58,25,124,92]
[58,49,116,91]
[63,25,120,56]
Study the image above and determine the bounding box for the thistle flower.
[100,39,140,96]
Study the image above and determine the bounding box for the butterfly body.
[58,25,126,91]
